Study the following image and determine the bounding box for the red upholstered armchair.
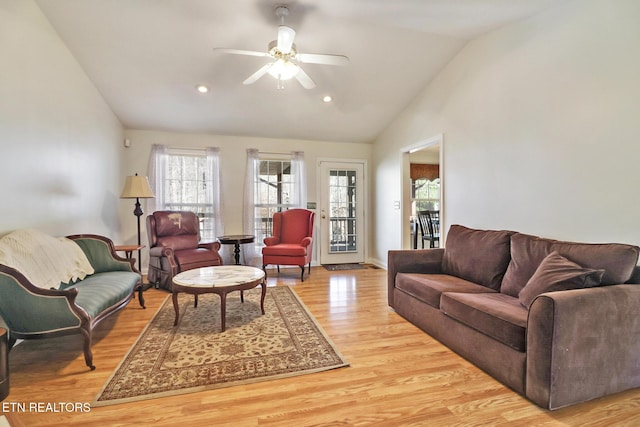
[147,211,222,290]
[262,209,315,281]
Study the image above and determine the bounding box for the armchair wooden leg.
[300,266,305,282]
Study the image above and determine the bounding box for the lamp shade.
[277,25,296,54]
[267,59,299,81]
[120,175,155,199]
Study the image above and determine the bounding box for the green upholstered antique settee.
[388,225,640,410]
[0,231,142,370]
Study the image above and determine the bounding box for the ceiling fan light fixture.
[277,25,296,54]
[267,59,299,81]
[214,4,348,90]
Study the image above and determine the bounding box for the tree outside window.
[253,159,294,243]
[412,177,440,215]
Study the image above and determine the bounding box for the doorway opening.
[401,134,444,250]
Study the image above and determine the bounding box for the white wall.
[122,129,372,269]
[372,0,640,267]
[0,0,124,238]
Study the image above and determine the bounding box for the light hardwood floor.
[3,266,640,426]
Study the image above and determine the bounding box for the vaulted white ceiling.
[36,0,562,143]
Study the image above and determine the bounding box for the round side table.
[217,235,255,265]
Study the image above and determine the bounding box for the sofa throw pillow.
[441,225,514,290]
[518,251,605,308]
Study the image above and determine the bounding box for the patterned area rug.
[93,286,348,406]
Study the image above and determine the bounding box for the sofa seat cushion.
[174,248,221,269]
[440,292,528,351]
[441,225,514,290]
[395,273,496,309]
[65,271,138,319]
[501,232,640,297]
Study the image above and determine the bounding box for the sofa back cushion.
[441,225,514,290]
[501,232,640,297]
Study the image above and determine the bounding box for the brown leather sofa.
[147,211,223,290]
[388,224,640,409]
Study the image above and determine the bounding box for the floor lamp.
[120,173,155,272]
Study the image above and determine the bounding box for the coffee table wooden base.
[172,279,266,332]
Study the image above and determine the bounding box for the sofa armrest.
[198,241,223,265]
[149,246,178,272]
[67,234,137,274]
[387,249,444,308]
[199,241,221,251]
[0,265,88,336]
[526,284,640,410]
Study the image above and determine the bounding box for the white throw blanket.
[0,229,95,289]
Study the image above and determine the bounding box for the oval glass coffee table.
[172,265,266,332]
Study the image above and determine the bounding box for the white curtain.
[147,143,168,214]
[243,149,260,266]
[291,151,307,209]
[206,147,224,239]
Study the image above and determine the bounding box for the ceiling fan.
[214,6,350,89]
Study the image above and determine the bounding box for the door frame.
[401,134,444,250]
[317,158,368,265]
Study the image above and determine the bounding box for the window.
[242,150,306,265]
[411,177,440,215]
[253,158,294,243]
[149,145,222,241]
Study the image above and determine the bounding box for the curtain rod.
[168,147,294,156]
[168,146,210,152]
[258,151,293,155]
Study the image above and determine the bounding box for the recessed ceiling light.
[322,95,332,103]
[196,84,209,93]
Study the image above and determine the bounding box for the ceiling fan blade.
[213,48,268,58]
[243,63,274,85]
[294,67,316,90]
[277,25,296,54]
[297,53,350,66]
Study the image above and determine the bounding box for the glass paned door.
[329,169,357,253]
[319,161,365,264]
